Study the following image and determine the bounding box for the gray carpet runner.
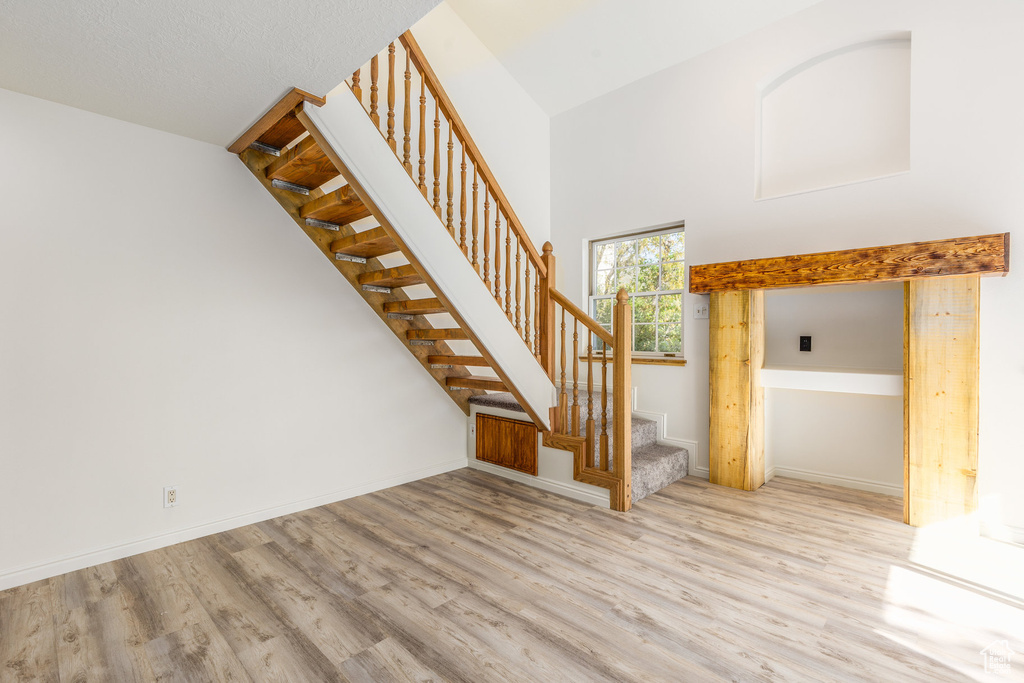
[469,392,687,503]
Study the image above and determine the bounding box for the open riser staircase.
[228,30,689,511]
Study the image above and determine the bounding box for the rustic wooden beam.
[904,277,979,527]
[709,290,765,491]
[689,233,1009,294]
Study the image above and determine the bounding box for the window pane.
[633,295,656,323]
[634,324,656,352]
[595,269,615,295]
[616,267,636,293]
[662,262,686,290]
[658,324,682,352]
[593,298,612,324]
[615,240,637,267]
[662,231,685,262]
[636,264,659,292]
[594,326,611,351]
[658,293,682,322]
[638,235,660,265]
[595,243,615,270]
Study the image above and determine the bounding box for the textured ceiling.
[446,0,826,115]
[0,0,441,145]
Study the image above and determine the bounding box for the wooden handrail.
[549,288,613,346]
[399,32,546,278]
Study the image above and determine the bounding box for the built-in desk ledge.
[760,365,902,396]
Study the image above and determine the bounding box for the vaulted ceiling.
[0,0,441,145]
[0,0,824,145]
[446,0,826,115]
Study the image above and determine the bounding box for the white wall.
[0,88,469,590]
[551,0,1024,537]
[411,2,551,245]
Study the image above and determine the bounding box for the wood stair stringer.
[296,104,551,430]
[238,145,484,412]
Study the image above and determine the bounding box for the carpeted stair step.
[468,392,688,504]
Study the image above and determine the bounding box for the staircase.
[227,31,688,511]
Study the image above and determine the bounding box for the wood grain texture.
[426,355,488,367]
[382,298,446,315]
[264,135,340,189]
[227,87,326,154]
[904,277,980,527]
[476,413,539,475]
[3,471,1013,682]
[612,289,632,510]
[407,328,468,341]
[299,185,373,226]
[447,375,505,391]
[329,227,398,259]
[355,264,424,289]
[709,290,765,491]
[689,233,1010,293]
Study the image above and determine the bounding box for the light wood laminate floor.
[2,471,1023,682]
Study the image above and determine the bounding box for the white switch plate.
[693,301,709,319]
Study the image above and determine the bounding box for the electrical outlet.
[799,336,812,352]
[693,301,709,319]
[163,486,178,508]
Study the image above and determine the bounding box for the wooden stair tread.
[331,227,399,258]
[447,375,505,391]
[383,298,446,315]
[300,186,371,226]
[266,136,339,189]
[427,355,489,367]
[257,112,307,150]
[357,264,424,288]
[407,328,468,340]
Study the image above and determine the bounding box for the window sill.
[579,355,687,367]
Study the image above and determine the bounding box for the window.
[590,224,685,356]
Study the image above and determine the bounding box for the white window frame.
[588,223,686,358]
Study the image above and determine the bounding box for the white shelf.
[761,365,902,396]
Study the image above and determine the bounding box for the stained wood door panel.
[476,413,538,475]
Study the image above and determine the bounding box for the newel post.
[612,288,632,511]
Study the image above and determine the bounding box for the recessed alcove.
[755,32,912,199]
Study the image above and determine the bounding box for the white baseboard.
[767,465,903,497]
[0,457,468,592]
[467,458,609,507]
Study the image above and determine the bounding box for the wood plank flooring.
[2,471,1022,682]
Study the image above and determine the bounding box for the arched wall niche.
[755,32,912,200]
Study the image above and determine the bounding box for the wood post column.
[904,277,980,526]
[709,290,765,491]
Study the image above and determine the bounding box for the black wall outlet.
[799,335,812,352]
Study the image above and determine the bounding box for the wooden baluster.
[572,320,580,437]
[504,215,512,318]
[539,243,556,381]
[369,55,380,128]
[386,43,396,152]
[351,68,362,103]
[493,212,502,305]
[403,50,412,173]
[471,166,479,272]
[600,347,609,471]
[524,262,531,347]
[559,308,568,433]
[432,100,441,217]
[482,190,491,289]
[612,288,633,510]
[459,146,467,254]
[586,344,595,466]
[418,79,427,196]
[534,279,541,358]
[515,240,522,334]
[446,125,454,237]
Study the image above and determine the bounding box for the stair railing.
[346,32,546,359]
[345,31,632,511]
